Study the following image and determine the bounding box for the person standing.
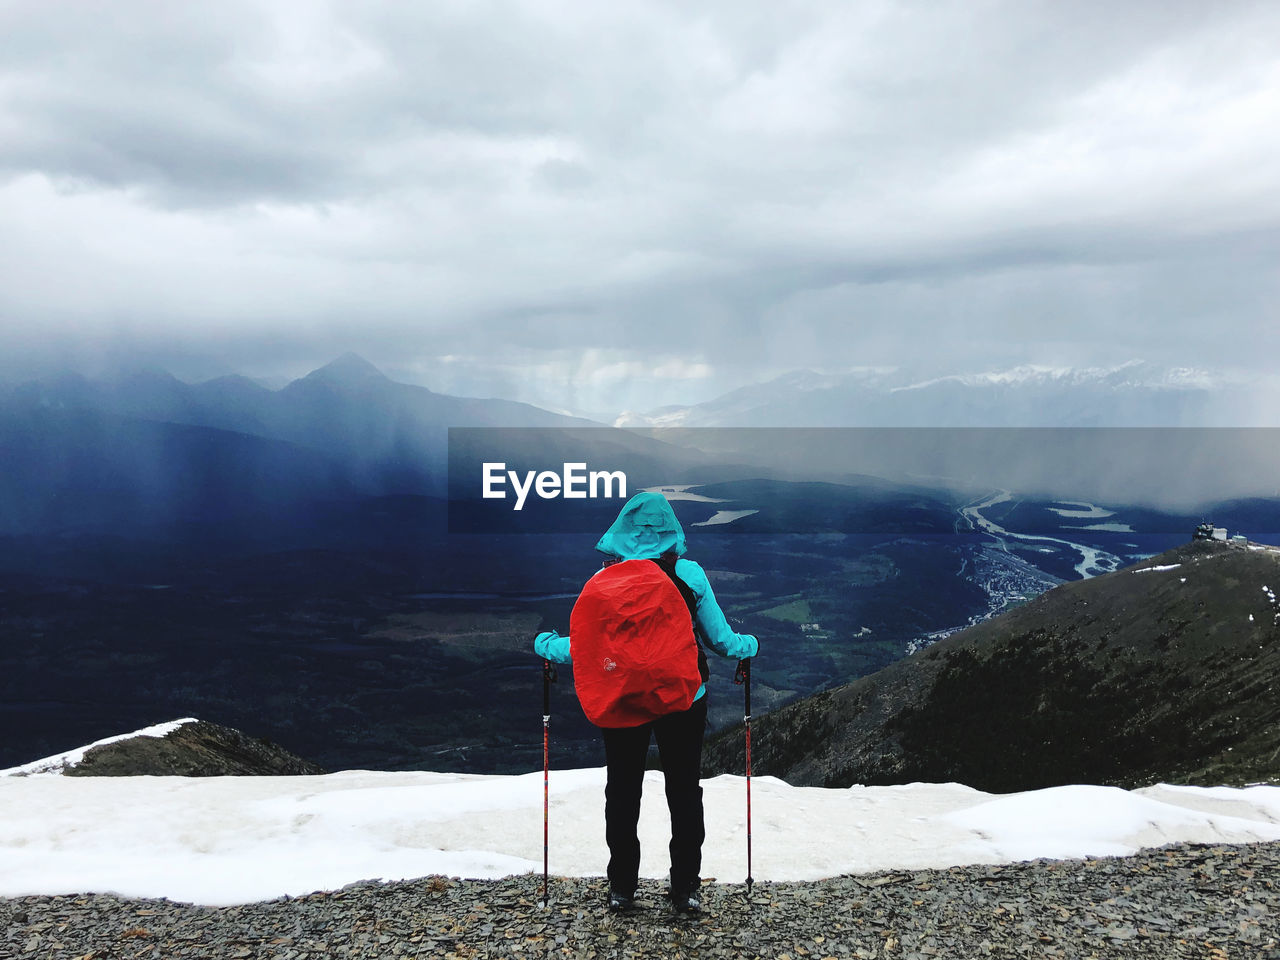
[534,492,758,913]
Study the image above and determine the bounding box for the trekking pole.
[734,657,754,903]
[541,658,557,909]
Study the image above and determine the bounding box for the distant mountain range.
[616,361,1276,427]
[4,354,1277,546]
[4,352,596,437]
[0,354,602,539]
[2,353,596,489]
[705,537,1280,791]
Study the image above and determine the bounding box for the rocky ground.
[2,841,1277,959]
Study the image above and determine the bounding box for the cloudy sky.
[1,1,1277,415]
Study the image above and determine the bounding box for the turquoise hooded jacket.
[533,491,759,702]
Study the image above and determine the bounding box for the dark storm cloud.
[1,0,1277,407]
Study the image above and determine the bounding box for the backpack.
[569,554,709,729]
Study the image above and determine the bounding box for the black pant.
[600,694,708,898]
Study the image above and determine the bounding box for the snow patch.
[939,783,1280,862]
[1,770,1279,905]
[1133,564,1182,574]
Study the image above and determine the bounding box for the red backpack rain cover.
[569,559,701,728]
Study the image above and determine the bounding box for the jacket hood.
[595,492,687,560]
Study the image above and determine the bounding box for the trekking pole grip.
[543,658,556,716]
[734,657,752,717]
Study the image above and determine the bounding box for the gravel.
[3,841,1277,959]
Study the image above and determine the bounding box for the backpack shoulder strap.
[652,553,697,625]
[652,553,709,684]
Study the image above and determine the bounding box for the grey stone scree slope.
[2,842,1276,959]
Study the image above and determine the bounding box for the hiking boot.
[668,870,702,914]
[607,889,635,912]
[670,890,702,914]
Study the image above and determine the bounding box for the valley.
[7,478,1258,776]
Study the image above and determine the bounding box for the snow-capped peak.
[614,407,693,428]
[891,360,1232,393]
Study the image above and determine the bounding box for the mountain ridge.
[2,718,324,777]
[617,360,1277,428]
[705,537,1280,791]
[0,354,605,538]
